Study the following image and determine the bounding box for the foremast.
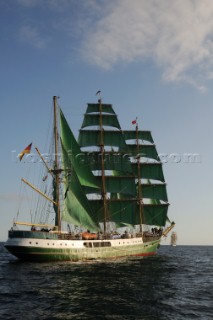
[53,96,61,232]
[13,97,62,231]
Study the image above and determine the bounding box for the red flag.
[19,143,32,161]
[132,119,137,125]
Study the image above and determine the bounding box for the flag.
[132,119,137,125]
[19,143,32,161]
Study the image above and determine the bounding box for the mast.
[53,96,61,231]
[136,120,143,234]
[98,94,108,235]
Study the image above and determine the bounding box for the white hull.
[5,234,161,262]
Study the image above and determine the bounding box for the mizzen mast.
[135,119,143,234]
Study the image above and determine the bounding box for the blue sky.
[1,0,213,245]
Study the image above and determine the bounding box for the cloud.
[81,0,213,90]
[19,25,50,49]
[15,0,213,90]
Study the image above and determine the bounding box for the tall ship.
[170,231,177,246]
[5,95,175,262]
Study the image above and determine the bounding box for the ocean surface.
[0,243,212,320]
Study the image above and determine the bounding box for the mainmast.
[98,93,108,235]
[136,120,143,234]
[53,96,61,231]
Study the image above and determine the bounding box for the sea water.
[0,243,212,319]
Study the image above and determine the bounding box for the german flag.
[19,143,32,161]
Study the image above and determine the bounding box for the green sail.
[86,103,116,114]
[88,199,169,227]
[78,130,127,150]
[80,151,132,175]
[127,144,159,160]
[132,162,165,182]
[81,114,121,129]
[61,142,99,231]
[123,130,154,143]
[84,176,136,196]
[139,183,168,201]
[60,109,99,189]
[142,204,169,226]
[89,199,137,226]
[75,102,170,228]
